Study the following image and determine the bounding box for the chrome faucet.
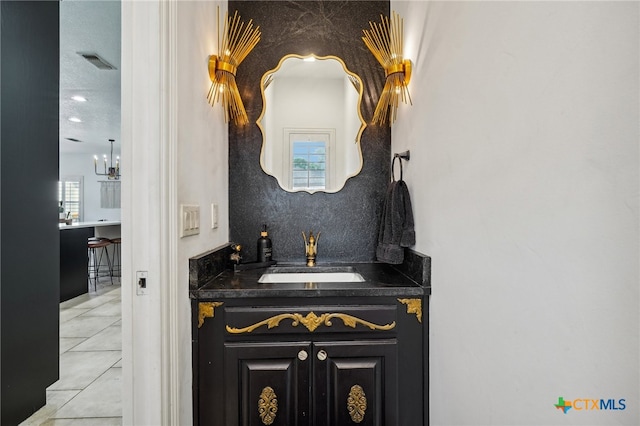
[302,231,320,267]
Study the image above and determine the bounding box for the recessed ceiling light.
[71,95,87,102]
[68,117,82,123]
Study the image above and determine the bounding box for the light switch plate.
[180,204,200,237]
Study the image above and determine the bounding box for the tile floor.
[20,281,122,426]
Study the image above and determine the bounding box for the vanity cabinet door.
[224,341,312,426]
[313,339,398,426]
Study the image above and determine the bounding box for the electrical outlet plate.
[181,204,200,237]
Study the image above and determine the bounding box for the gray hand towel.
[376,180,415,264]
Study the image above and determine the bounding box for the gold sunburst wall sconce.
[207,7,261,125]
[362,11,412,126]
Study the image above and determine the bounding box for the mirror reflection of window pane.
[291,141,327,190]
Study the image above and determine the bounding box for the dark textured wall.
[229,1,390,263]
[1,2,60,424]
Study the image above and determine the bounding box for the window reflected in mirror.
[257,55,366,193]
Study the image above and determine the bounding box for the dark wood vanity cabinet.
[224,339,397,425]
[223,341,311,425]
[312,339,398,425]
[194,296,425,426]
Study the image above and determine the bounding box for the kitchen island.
[59,221,120,302]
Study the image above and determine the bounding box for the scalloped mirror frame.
[257,54,367,194]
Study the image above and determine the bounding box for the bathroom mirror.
[257,54,366,193]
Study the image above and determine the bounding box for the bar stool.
[109,237,121,279]
[88,238,112,291]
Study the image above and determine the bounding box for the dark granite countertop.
[191,262,428,299]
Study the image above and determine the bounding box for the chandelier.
[94,139,120,180]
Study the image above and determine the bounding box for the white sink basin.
[258,271,365,283]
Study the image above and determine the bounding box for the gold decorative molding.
[226,312,396,334]
[398,298,422,323]
[258,386,278,425]
[347,384,367,423]
[198,301,224,328]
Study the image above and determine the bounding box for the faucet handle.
[230,243,242,264]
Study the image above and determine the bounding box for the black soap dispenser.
[257,224,273,263]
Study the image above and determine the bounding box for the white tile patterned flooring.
[20,281,122,426]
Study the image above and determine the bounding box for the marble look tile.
[41,417,122,426]
[59,293,93,310]
[60,308,91,323]
[18,390,79,426]
[104,287,121,298]
[59,316,119,338]
[71,294,119,310]
[83,301,121,317]
[60,337,86,354]
[70,324,121,352]
[52,368,121,419]
[48,351,121,391]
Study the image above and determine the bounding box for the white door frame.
[121,0,180,424]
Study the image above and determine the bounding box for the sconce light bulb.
[93,155,98,160]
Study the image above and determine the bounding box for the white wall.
[122,1,228,424]
[121,1,163,424]
[392,1,639,425]
[176,1,229,423]
[60,152,121,222]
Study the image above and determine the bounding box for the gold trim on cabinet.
[226,311,396,334]
[398,298,422,323]
[197,301,224,328]
[258,386,278,425]
[347,384,367,423]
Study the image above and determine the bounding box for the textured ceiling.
[59,0,121,157]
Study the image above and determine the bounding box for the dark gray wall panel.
[229,1,391,263]
[1,2,60,424]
